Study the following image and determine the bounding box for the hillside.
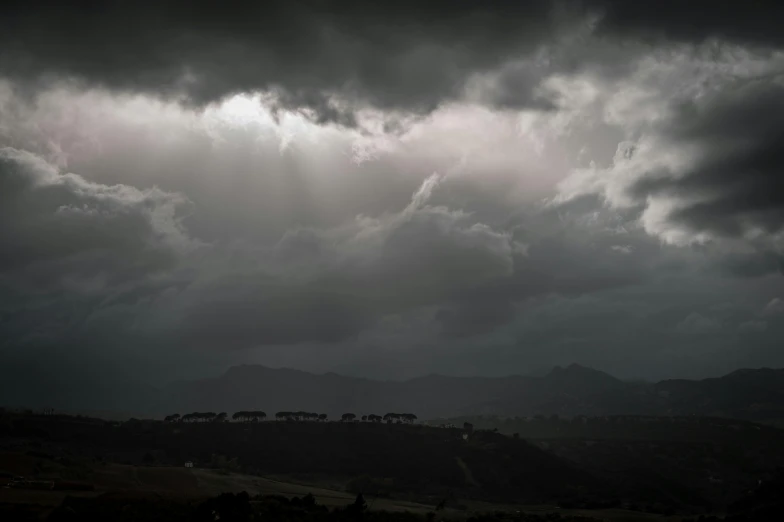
[162,364,784,424]
[5,411,784,515]
[654,368,784,423]
[6,363,784,425]
[0,412,597,506]
[164,363,639,419]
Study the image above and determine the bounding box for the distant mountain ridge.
[162,364,784,425]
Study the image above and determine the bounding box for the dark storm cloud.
[627,78,784,259]
[5,0,784,393]
[715,251,784,278]
[0,155,658,353]
[0,148,193,285]
[199,189,672,345]
[161,174,520,348]
[0,164,517,351]
[0,0,572,122]
[0,148,196,355]
[471,62,560,111]
[664,80,784,238]
[435,301,516,339]
[432,234,649,338]
[6,1,782,125]
[422,195,677,340]
[590,0,784,46]
[246,192,659,343]
[270,89,358,128]
[166,278,377,347]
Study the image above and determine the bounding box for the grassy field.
[0,461,446,515]
[190,469,687,521]
[512,505,685,522]
[0,458,689,521]
[0,441,693,522]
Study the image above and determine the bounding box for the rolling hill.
[162,364,784,424]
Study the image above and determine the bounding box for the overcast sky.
[2,1,784,400]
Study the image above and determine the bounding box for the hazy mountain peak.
[547,363,617,379]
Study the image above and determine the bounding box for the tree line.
[164,412,228,423]
[163,411,418,423]
[383,413,418,423]
[232,411,267,422]
[274,411,328,421]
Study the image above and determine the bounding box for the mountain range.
[162,364,784,425]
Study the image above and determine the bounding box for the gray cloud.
[763,298,784,317]
[556,55,784,276]
[3,1,784,401]
[0,148,197,360]
[0,148,194,288]
[141,173,521,348]
[0,1,574,124]
[675,312,722,335]
[435,301,516,339]
[738,320,767,333]
[632,79,784,242]
[0,151,665,358]
[591,0,784,46]
[715,251,784,278]
[7,1,782,126]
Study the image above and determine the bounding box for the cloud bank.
[2,1,784,405]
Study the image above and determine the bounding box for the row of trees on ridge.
[164,412,229,423]
[232,411,267,422]
[274,411,328,421]
[164,411,418,423]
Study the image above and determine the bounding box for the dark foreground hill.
[1,412,596,506]
[164,364,784,425]
[4,411,784,516]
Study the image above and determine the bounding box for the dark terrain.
[1,412,594,506]
[2,409,784,521]
[3,366,784,521]
[165,365,784,425]
[7,364,784,426]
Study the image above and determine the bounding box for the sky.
[2,1,784,400]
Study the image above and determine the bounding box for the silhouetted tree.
[181,412,217,423]
[361,415,368,422]
[352,492,367,512]
[318,413,328,421]
[233,410,262,422]
[341,413,356,422]
[215,412,227,422]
